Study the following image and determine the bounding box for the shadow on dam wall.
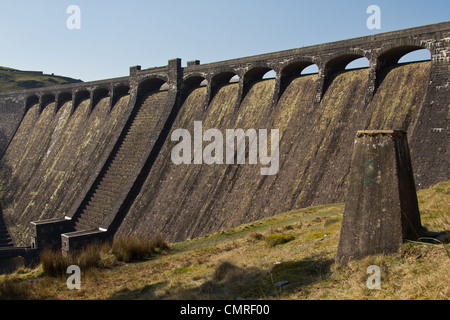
[0,95,131,245]
[0,58,436,246]
[115,61,432,243]
[0,19,447,260]
[1,20,448,249]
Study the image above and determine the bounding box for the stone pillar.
[336,130,423,265]
[129,65,141,76]
[168,58,182,90]
[187,60,200,67]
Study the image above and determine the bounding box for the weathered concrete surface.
[117,62,431,243]
[0,95,25,157]
[0,22,447,248]
[336,130,422,265]
[2,96,131,245]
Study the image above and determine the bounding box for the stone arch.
[91,87,110,110]
[282,59,317,77]
[375,44,432,90]
[246,66,274,79]
[183,74,207,91]
[25,94,39,112]
[181,74,208,106]
[325,52,371,74]
[279,59,319,100]
[73,89,91,112]
[39,93,56,113]
[56,92,73,111]
[377,44,431,70]
[137,76,167,102]
[244,66,274,84]
[208,70,239,105]
[241,66,276,104]
[111,84,130,109]
[398,49,431,63]
[321,51,372,100]
[211,71,239,87]
[345,57,370,70]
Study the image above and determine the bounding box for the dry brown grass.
[39,234,169,278]
[1,181,448,300]
[264,233,295,248]
[245,232,265,243]
[0,278,33,300]
[111,234,167,262]
[40,242,104,277]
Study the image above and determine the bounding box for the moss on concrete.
[0,61,432,245]
[1,95,130,245]
[118,62,431,243]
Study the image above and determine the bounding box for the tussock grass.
[112,234,169,262]
[245,232,265,243]
[40,242,104,277]
[40,235,169,277]
[265,233,295,247]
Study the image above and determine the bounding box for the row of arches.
[182,46,431,106]
[331,48,430,70]
[24,75,175,117]
[25,45,432,114]
[212,49,429,80]
[25,83,132,114]
[208,48,429,80]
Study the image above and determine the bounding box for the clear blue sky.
[0,0,448,81]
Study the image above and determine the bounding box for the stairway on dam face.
[72,91,168,231]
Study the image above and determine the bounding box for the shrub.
[111,234,169,262]
[40,248,70,277]
[40,242,102,277]
[245,232,265,243]
[39,235,170,275]
[265,233,294,248]
[212,262,241,283]
[73,242,102,269]
[149,234,170,253]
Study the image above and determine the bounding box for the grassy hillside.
[1,180,448,300]
[0,66,81,92]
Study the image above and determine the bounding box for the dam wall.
[0,22,447,248]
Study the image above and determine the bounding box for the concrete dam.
[0,22,448,253]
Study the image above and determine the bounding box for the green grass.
[0,66,81,93]
[0,181,448,300]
